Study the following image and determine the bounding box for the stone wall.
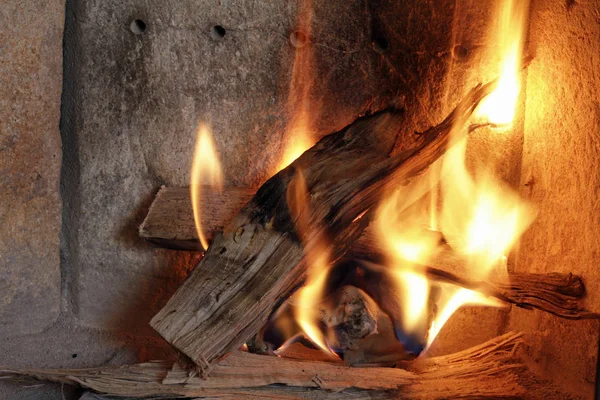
[509,0,600,398]
[0,1,64,338]
[1,0,599,399]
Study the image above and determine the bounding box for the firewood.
[0,332,527,399]
[139,184,599,321]
[149,81,498,369]
[139,186,254,251]
[349,229,598,320]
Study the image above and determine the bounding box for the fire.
[476,0,527,126]
[277,0,316,171]
[287,170,332,353]
[279,110,314,170]
[376,102,534,352]
[190,123,223,251]
[426,285,503,349]
[376,192,439,335]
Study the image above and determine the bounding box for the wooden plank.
[0,332,527,399]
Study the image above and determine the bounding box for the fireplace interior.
[1,0,600,399]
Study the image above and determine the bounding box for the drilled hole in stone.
[130,19,146,35]
[372,37,389,54]
[71,353,78,358]
[211,25,226,40]
[453,44,469,60]
[290,31,308,48]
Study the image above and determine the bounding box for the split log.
[150,81,498,369]
[0,332,527,399]
[139,184,599,321]
[349,229,598,320]
[139,186,254,251]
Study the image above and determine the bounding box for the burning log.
[0,332,528,399]
[139,186,598,321]
[150,81,497,369]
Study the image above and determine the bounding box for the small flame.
[287,170,332,354]
[277,0,316,171]
[279,112,314,170]
[476,0,527,126]
[426,285,504,350]
[190,123,223,251]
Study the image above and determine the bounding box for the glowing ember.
[190,123,223,251]
[287,170,333,354]
[476,0,527,127]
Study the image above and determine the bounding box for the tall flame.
[476,0,528,126]
[190,123,223,251]
[277,0,316,171]
[287,170,332,353]
[376,191,438,336]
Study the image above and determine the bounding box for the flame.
[190,123,223,251]
[376,126,534,352]
[476,0,527,126]
[287,170,332,353]
[376,190,439,335]
[277,0,316,171]
[426,285,504,350]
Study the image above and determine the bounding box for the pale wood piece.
[149,82,498,369]
[139,186,254,251]
[0,332,526,399]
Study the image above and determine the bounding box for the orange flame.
[190,123,223,251]
[277,0,316,171]
[426,285,504,350]
[476,0,527,126]
[287,170,332,353]
[376,192,439,335]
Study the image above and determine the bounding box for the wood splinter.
[0,332,528,399]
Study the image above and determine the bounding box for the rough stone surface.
[509,0,600,398]
[0,1,64,336]
[0,322,173,399]
[64,0,493,334]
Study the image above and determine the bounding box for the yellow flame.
[279,111,314,170]
[376,102,534,351]
[190,123,223,251]
[476,0,527,126]
[376,191,439,334]
[277,0,316,171]
[426,285,504,350]
[287,170,332,353]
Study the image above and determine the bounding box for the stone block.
[0,1,64,336]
